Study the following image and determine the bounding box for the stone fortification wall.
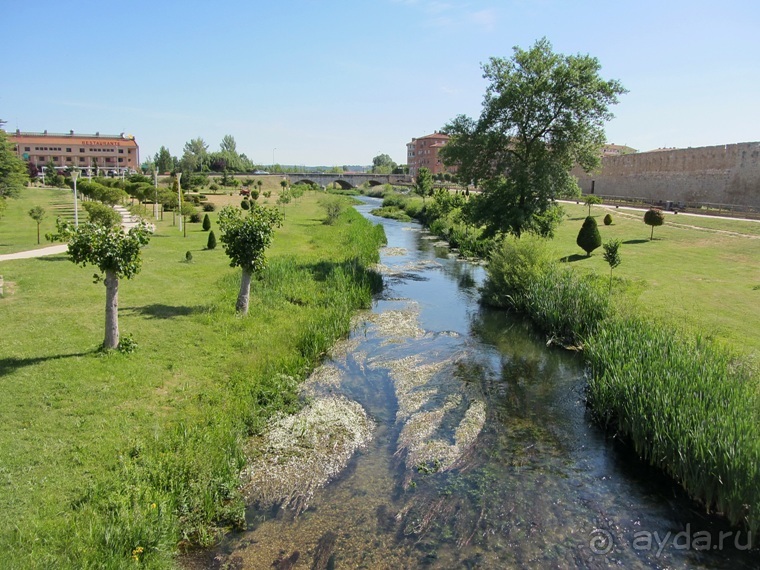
[572,142,760,209]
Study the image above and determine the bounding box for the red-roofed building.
[406,132,456,177]
[8,130,140,175]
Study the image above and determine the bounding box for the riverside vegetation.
[0,188,385,568]
[371,189,760,537]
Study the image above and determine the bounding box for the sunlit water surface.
[188,198,757,569]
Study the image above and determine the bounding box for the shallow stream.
[193,198,757,569]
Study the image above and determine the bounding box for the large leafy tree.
[180,137,209,172]
[49,218,152,349]
[0,125,29,199]
[372,153,397,174]
[154,146,174,173]
[440,38,626,238]
[217,204,283,315]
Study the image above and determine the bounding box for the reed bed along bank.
[482,236,760,534]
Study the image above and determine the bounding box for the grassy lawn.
[552,203,760,355]
[0,186,81,254]
[0,189,383,567]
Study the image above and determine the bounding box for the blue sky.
[2,0,758,167]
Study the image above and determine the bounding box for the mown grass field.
[0,187,384,567]
[0,186,80,254]
[551,203,760,355]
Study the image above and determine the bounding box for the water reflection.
[190,197,757,569]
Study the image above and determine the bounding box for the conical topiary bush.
[576,216,602,256]
[207,230,217,250]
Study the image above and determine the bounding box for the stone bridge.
[286,173,410,189]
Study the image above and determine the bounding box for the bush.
[189,213,202,223]
[202,214,211,231]
[644,208,665,240]
[320,196,344,225]
[203,203,216,212]
[576,216,602,256]
[250,190,260,201]
[185,251,193,262]
[209,183,219,193]
[482,236,610,345]
[240,199,250,210]
[206,230,217,250]
[603,213,612,225]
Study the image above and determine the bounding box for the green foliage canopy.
[217,204,283,273]
[440,38,626,238]
[0,127,29,199]
[576,215,602,256]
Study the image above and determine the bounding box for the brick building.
[8,130,140,175]
[406,132,456,177]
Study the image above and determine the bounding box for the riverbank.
[371,190,760,536]
[0,191,385,568]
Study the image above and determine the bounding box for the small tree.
[321,196,344,225]
[28,206,46,244]
[644,208,665,240]
[602,239,622,293]
[603,213,613,226]
[48,218,152,349]
[414,167,433,205]
[180,203,196,237]
[217,204,283,314]
[585,194,602,216]
[202,213,211,231]
[576,216,602,256]
[206,230,217,250]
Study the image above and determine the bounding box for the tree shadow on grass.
[122,304,201,319]
[37,256,69,262]
[623,239,649,245]
[560,254,589,263]
[0,351,94,378]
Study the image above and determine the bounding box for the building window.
[80,148,85,152]
[66,148,72,152]
[119,149,124,154]
[118,158,123,163]
[24,147,30,151]
[79,157,85,162]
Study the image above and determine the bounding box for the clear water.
[192,198,758,569]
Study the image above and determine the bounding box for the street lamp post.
[272,147,277,171]
[71,168,80,227]
[177,172,183,233]
[153,169,159,219]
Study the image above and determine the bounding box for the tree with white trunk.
[217,203,283,315]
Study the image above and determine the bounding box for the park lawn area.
[552,203,760,355]
[0,186,81,254]
[0,190,382,568]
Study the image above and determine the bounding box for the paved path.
[0,205,141,262]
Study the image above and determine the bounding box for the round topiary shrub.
[576,216,602,256]
[202,213,211,231]
[185,250,193,262]
[644,208,665,240]
[207,230,217,250]
[203,202,216,212]
[189,212,202,223]
[241,199,250,210]
[603,213,613,225]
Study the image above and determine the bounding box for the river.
[191,197,757,569]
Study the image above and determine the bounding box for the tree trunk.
[104,269,120,349]
[236,268,252,315]
[650,225,654,240]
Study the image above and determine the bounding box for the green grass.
[0,191,384,568]
[0,186,81,254]
[553,203,760,355]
